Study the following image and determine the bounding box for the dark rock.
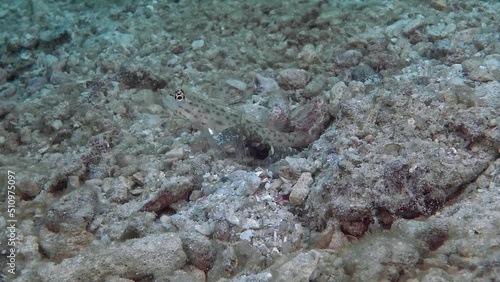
[116,67,166,91]
[351,64,377,82]
[428,40,451,60]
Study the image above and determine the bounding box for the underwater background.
[0,0,499,281]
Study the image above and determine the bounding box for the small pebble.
[431,0,447,10]
[164,147,186,160]
[303,76,325,98]
[240,230,254,241]
[226,79,247,91]
[289,172,313,206]
[297,44,321,65]
[191,39,205,50]
[227,214,240,226]
[50,120,63,131]
[241,218,261,229]
[277,69,310,90]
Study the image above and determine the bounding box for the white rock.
[240,230,254,241]
[164,147,186,160]
[50,119,63,131]
[289,172,313,206]
[241,218,261,229]
[191,39,205,50]
[226,79,247,91]
[254,73,280,95]
[227,214,240,226]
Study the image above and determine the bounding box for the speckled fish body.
[163,89,242,135]
[163,89,314,147]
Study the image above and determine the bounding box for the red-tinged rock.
[141,176,194,212]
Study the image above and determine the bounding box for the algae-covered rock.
[44,186,98,232]
[181,231,215,272]
[20,233,186,281]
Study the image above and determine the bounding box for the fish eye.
[172,89,185,101]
